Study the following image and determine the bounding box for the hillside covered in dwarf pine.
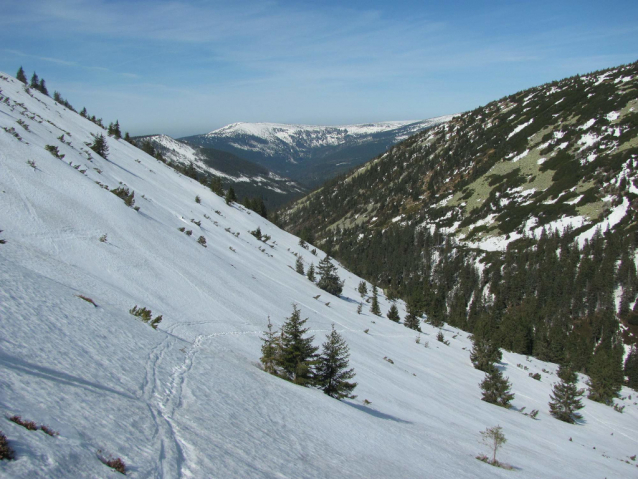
[281,61,638,395]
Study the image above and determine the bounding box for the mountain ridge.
[182,116,455,187]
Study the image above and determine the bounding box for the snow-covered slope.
[1,72,637,479]
[182,117,454,187]
[138,134,306,208]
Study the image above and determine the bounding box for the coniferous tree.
[277,305,318,385]
[295,256,305,275]
[625,346,638,391]
[357,281,368,299]
[316,325,357,399]
[307,263,316,282]
[480,368,514,408]
[387,304,400,322]
[470,335,502,372]
[549,364,584,423]
[16,66,27,84]
[370,285,381,316]
[225,187,237,205]
[89,134,109,159]
[112,120,121,139]
[29,72,39,89]
[403,298,422,331]
[208,176,223,196]
[587,344,623,404]
[260,317,280,375]
[38,79,48,96]
[80,107,88,118]
[317,256,343,296]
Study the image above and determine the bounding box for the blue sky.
[1,0,637,138]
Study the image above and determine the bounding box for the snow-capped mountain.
[1,70,637,479]
[182,117,454,187]
[136,134,306,208]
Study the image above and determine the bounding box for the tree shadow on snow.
[0,352,136,400]
[344,401,412,424]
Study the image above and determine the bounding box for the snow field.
[1,72,638,478]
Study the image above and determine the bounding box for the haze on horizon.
[1,0,637,138]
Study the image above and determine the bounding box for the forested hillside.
[281,61,638,397]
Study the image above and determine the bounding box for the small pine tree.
[470,336,502,372]
[387,304,400,322]
[30,72,39,89]
[80,107,88,118]
[277,304,318,385]
[625,346,638,391]
[370,285,381,316]
[403,297,423,331]
[549,364,584,424]
[225,187,237,205]
[38,79,48,96]
[316,325,357,400]
[357,281,368,299]
[89,134,109,159]
[295,256,305,274]
[317,256,343,296]
[357,302,363,314]
[210,176,224,196]
[16,66,27,84]
[307,263,316,282]
[260,317,280,375]
[113,120,121,139]
[480,368,514,408]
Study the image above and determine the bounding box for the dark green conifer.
[470,335,502,372]
[549,364,584,423]
[295,256,305,275]
[357,281,368,299]
[625,346,638,391]
[587,343,623,404]
[277,304,318,385]
[38,79,48,96]
[387,304,400,322]
[225,187,237,205]
[480,368,514,408]
[16,66,27,84]
[209,176,224,196]
[30,72,39,89]
[89,134,109,159]
[316,256,343,296]
[316,325,357,399]
[370,285,381,316]
[307,263,316,282]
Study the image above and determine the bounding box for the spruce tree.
[277,304,318,385]
[470,335,502,372]
[89,134,109,159]
[30,72,39,89]
[317,256,343,296]
[480,368,514,408]
[587,345,623,404]
[307,263,316,282]
[225,187,237,205]
[625,346,638,391]
[316,325,357,400]
[295,256,305,275]
[113,120,121,139]
[260,317,280,375]
[370,285,381,316]
[16,66,27,84]
[357,281,368,299]
[209,176,224,196]
[403,300,421,331]
[549,364,584,423]
[387,304,400,322]
[38,79,48,96]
